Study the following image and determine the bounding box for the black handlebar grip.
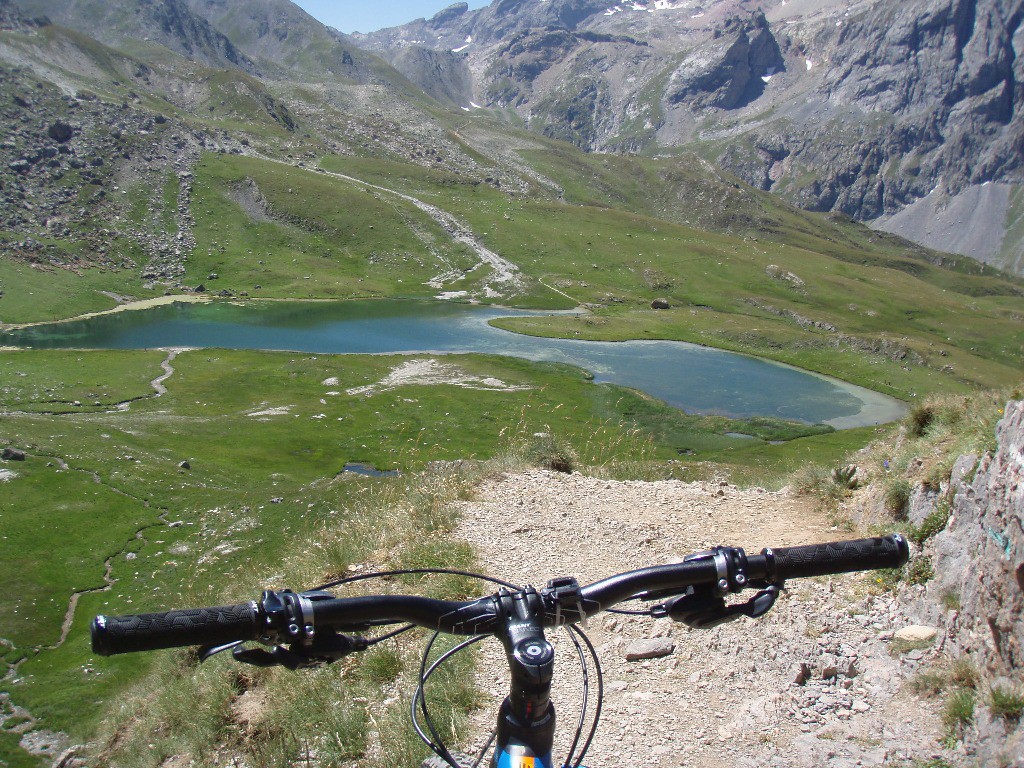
[766,534,909,581]
[91,602,260,656]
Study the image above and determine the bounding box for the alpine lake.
[1,299,906,429]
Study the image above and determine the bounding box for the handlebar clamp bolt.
[735,574,747,586]
[717,578,729,592]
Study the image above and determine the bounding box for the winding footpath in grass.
[253,153,526,299]
[2,454,172,763]
[0,348,189,417]
[3,349,186,659]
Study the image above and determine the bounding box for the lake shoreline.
[0,297,907,429]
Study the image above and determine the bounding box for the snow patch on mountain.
[606,0,689,14]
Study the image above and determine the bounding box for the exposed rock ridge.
[927,400,1024,675]
[667,11,785,111]
[910,399,1024,763]
[13,0,259,74]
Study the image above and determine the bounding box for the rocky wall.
[914,399,1024,764]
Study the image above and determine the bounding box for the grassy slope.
[185,154,480,299]
[318,152,1021,399]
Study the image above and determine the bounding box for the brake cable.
[413,630,489,767]
[566,623,603,767]
[311,567,523,592]
[561,624,590,767]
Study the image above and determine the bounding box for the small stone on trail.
[178,460,190,470]
[793,662,812,685]
[625,638,674,661]
[893,625,938,643]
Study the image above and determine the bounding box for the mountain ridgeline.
[358,0,1024,274]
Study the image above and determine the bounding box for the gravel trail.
[449,470,945,768]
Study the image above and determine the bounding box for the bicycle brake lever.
[197,640,245,662]
[231,631,371,670]
[655,584,784,629]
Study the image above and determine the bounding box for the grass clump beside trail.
[942,688,976,747]
[789,384,1020,515]
[93,470,483,768]
[906,656,981,748]
[988,685,1024,722]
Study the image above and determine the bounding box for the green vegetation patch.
[601,385,833,456]
[0,456,158,650]
[187,154,480,300]
[0,260,160,326]
[0,349,165,413]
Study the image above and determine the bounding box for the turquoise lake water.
[0,300,906,427]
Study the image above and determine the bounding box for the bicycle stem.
[492,586,557,767]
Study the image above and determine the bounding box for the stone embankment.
[907,400,1024,765]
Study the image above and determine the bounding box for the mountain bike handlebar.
[91,534,908,657]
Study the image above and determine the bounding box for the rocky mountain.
[357,0,1024,274]
[0,0,463,287]
[5,0,1023,275]
[11,0,259,73]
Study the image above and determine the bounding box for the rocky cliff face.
[929,402,1024,675]
[910,399,1024,763]
[381,47,475,108]
[358,0,1024,273]
[180,0,376,83]
[666,12,784,111]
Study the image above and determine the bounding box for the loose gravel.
[446,470,947,768]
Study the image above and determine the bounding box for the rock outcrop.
[928,401,1024,676]
[911,399,1024,763]
[667,12,784,111]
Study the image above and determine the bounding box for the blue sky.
[293,1,490,35]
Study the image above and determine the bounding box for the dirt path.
[451,470,944,767]
[149,347,186,397]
